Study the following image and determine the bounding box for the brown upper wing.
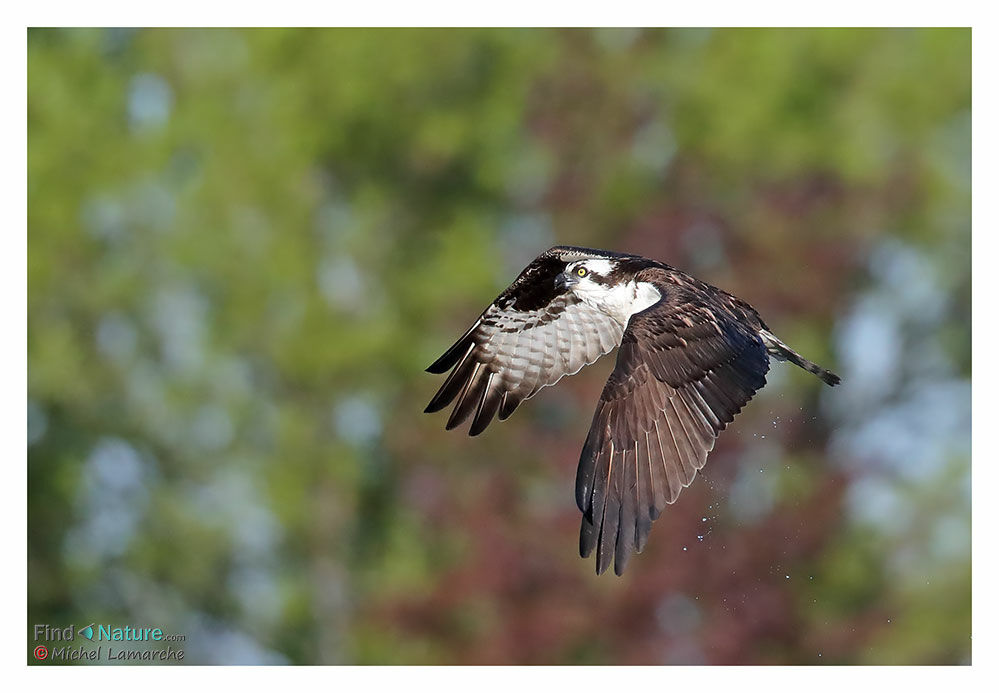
[425,247,631,436]
[575,273,771,575]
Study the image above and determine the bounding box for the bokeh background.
[27,28,971,665]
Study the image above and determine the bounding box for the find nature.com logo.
[32,623,185,663]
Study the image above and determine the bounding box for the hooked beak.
[554,272,573,292]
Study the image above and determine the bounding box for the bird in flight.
[425,246,839,575]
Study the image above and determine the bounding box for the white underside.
[571,279,662,327]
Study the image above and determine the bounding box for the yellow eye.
[577,267,587,277]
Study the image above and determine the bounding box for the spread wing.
[425,247,629,436]
[575,280,771,575]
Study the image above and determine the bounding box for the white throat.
[572,279,661,326]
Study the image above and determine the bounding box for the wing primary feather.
[575,420,604,514]
[426,321,480,374]
[697,374,745,426]
[497,389,522,420]
[687,386,723,431]
[655,415,686,503]
[585,439,613,568]
[671,394,713,477]
[613,446,638,575]
[596,443,620,576]
[445,362,483,430]
[579,511,598,558]
[588,433,613,526]
[672,397,704,476]
[708,363,749,401]
[693,380,731,425]
[468,371,501,436]
[676,389,716,447]
[634,440,653,553]
[424,343,476,413]
[646,430,667,517]
[726,361,767,398]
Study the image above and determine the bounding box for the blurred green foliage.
[28,28,970,664]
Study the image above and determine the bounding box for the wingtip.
[595,548,614,576]
[822,370,842,387]
[424,398,450,414]
[425,360,454,375]
[425,358,449,375]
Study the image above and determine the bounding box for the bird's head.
[555,258,619,296]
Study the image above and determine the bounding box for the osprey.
[425,246,839,575]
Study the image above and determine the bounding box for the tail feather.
[759,330,840,386]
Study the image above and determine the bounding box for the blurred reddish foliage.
[372,446,857,664]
